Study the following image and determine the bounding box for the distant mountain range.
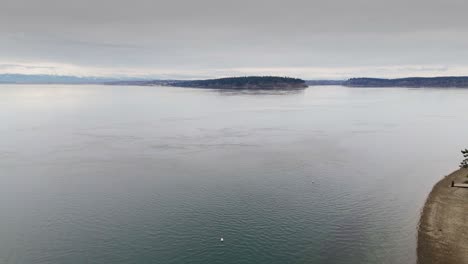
[305,80,346,86]
[0,74,132,84]
[105,79,180,86]
[3,74,468,88]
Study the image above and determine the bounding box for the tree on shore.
[460,149,468,168]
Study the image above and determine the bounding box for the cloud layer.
[1,0,468,78]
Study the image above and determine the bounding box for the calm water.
[1,85,467,264]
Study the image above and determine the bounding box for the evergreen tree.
[460,149,468,168]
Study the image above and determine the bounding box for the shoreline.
[417,168,468,264]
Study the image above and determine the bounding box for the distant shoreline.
[5,75,468,88]
[417,168,468,264]
[344,77,468,88]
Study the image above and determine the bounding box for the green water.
[1,85,467,263]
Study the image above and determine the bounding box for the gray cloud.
[1,0,468,78]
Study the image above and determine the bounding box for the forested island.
[345,77,468,88]
[169,76,307,89]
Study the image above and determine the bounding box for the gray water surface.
[1,85,467,264]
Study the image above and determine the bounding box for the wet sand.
[418,168,468,264]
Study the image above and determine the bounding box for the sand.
[418,168,468,264]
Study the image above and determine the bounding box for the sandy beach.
[418,168,468,264]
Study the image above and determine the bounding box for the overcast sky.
[1,0,468,79]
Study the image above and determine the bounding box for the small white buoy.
[220,237,224,242]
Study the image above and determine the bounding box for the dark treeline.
[170,76,307,89]
[345,77,468,88]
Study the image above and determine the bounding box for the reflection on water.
[214,88,306,96]
[0,85,467,264]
